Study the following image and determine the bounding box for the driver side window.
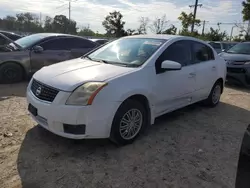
[155,40,192,74]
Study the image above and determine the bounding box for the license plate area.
[28,104,37,116]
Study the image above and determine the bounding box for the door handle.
[212,66,216,70]
[188,72,196,78]
[189,72,196,77]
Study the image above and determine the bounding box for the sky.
[0,0,246,36]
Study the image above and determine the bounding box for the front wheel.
[109,99,147,145]
[204,81,222,107]
[0,63,24,84]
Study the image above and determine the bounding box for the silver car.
[208,41,238,54]
[0,33,98,83]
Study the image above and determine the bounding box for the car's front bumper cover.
[26,85,121,139]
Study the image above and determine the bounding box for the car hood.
[219,52,250,62]
[33,58,135,91]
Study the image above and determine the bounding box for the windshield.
[87,38,166,67]
[222,43,237,51]
[227,43,250,54]
[13,34,48,49]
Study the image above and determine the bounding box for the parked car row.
[207,41,238,54]
[0,32,109,83]
[218,42,250,87]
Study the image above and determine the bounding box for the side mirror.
[33,45,43,53]
[161,60,182,71]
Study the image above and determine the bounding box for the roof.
[124,34,184,40]
[90,38,108,41]
[28,33,73,37]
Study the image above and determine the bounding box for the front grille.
[227,67,246,74]
[31,79,59,102]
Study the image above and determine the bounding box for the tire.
[109,99,147,146]
[203,81,222,107]
[0,63,24,84]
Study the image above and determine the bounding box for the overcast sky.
[0,0,246,36]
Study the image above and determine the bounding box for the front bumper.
[26,86,121,139]
[226,66,250,86]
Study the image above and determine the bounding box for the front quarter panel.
[0,51,30,73]
[92,67,157,123]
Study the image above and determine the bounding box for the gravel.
[0,82,250,188]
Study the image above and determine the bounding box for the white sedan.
[26,35,226,145]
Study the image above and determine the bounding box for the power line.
[189,0,202,33]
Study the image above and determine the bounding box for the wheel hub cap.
[119,109,143,140]
[212,85,221,104]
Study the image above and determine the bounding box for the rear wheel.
[0,63,24,84]
[204,81,222,107]
[110,99,147,145]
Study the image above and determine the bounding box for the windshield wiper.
[84,56,109,64]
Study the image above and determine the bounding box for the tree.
[44,16,53,32]
[102,11,126,37]
[162,24,177,35]
[203,27,227,41]
[149,14,168,34]
[178,11,200,33]
[15,12,43,32]
[239,1,250,39]
[52,15,77,34]
[137,17,150,34]
[78,27,95,36]
[242,0,250,21]
[126,29,136,35]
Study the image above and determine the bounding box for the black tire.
[203,81,222,107]
[0,63,24,84]
[109,99,147,146]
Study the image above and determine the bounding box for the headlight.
[66,82,107,105]
[245,61,250,65]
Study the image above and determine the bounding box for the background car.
[219,42,250,87]
[208,41,238,54]
[0,30,23,41]
[0,33,13,49]
[0,33,98,83]
[89,38,109,45]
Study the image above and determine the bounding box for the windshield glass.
[222,43,237,51]
[227,43,250,54]
[13,34,48,49]
[87,38,166,67]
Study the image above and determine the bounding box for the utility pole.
[39,12,42,26]
[68,0,71,21]
[189,0,202,33]
[202,20,209,35]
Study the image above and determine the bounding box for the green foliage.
[162,25,177,35]
[78,27,95,36]
[102,11,126,37]
[203,27,227,41]
[242,0,250,21]
[0,12,78,34]
[178,11,200,32]
[0,13,43,32]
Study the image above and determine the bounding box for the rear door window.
[191,41,215,63]
[40,38,69,50]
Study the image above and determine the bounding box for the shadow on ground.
[17,102,250,188]
[225,82,250,93]
[0,82,28,98]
